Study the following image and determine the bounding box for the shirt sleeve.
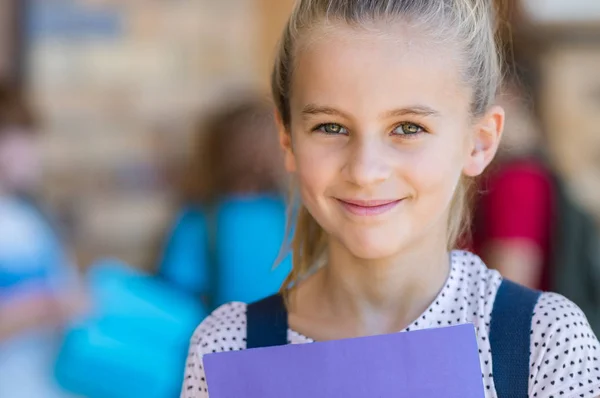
[180,302,248,398]
[529,292,600,397]
[482,163,553,247]
[180,332,210,398]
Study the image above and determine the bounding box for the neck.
[319,230,450,336]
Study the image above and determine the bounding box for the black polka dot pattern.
[528,293,600,397]
[180,251,600,398]
[182,302,247,397]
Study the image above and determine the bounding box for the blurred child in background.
[469,77,554,290]
[0,83,85,398]
[159,95,289,307]
[181,96,286,205]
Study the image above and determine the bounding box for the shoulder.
[529,292,600,396]
[446,251,502,331]
[0,199,41,234]
[182,303,248,397]
[450,250,503,297]
[189,302,248,358]
[164,207,208,255]
[531,292,598,355]
[0,199,55,259]
[172,207,207,232]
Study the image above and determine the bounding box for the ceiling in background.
[522,0,600,23]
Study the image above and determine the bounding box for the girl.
[181,1,600,397]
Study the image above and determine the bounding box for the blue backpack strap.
[490,279,541,397]
[246,294,288,349]
[205,203,220,309]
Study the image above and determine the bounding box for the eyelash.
[312,122,427,138]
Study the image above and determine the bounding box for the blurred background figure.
[51,95,290,398]
[159,96,291,310]
[0,82,84,398]
[469,70,600,332]
[467,0,600,333]
[469,75,554,291]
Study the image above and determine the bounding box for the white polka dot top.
[181,251,600,398]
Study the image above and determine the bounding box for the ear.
[275,110,296,173]
[463,105,505,177]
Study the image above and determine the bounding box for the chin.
[342,235,403,260]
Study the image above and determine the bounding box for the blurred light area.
[522,0,600,23]
[27,0,124,40]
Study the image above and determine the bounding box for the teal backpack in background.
[159,194,292,311]
[54,259,206,398]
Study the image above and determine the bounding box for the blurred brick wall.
[28,0,294,270]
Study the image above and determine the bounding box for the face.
[0,128,41,193]
[279,23,503,260]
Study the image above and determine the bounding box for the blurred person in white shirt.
[0,82,86,398]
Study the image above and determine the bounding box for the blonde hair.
[273,0,502,293]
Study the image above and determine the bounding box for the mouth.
[336,198,403,216]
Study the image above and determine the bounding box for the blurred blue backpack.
[54,259,206,398]
[159,194,292,309]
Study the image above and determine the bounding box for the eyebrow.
[301,103,440,120]
[302,104,351,119]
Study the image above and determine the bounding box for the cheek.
[402,138,465,208]
[293,136,341,194]
[292,138,345,232]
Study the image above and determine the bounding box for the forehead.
[291,23,472,119]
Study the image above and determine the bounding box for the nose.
[343,136,392,188]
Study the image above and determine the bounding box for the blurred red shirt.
[469,159,555,291]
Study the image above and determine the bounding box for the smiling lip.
[336,198,403,216]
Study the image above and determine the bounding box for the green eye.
[393,123,424,136]
[318,123,347,135]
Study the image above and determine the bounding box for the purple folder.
[204,324,485,397]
